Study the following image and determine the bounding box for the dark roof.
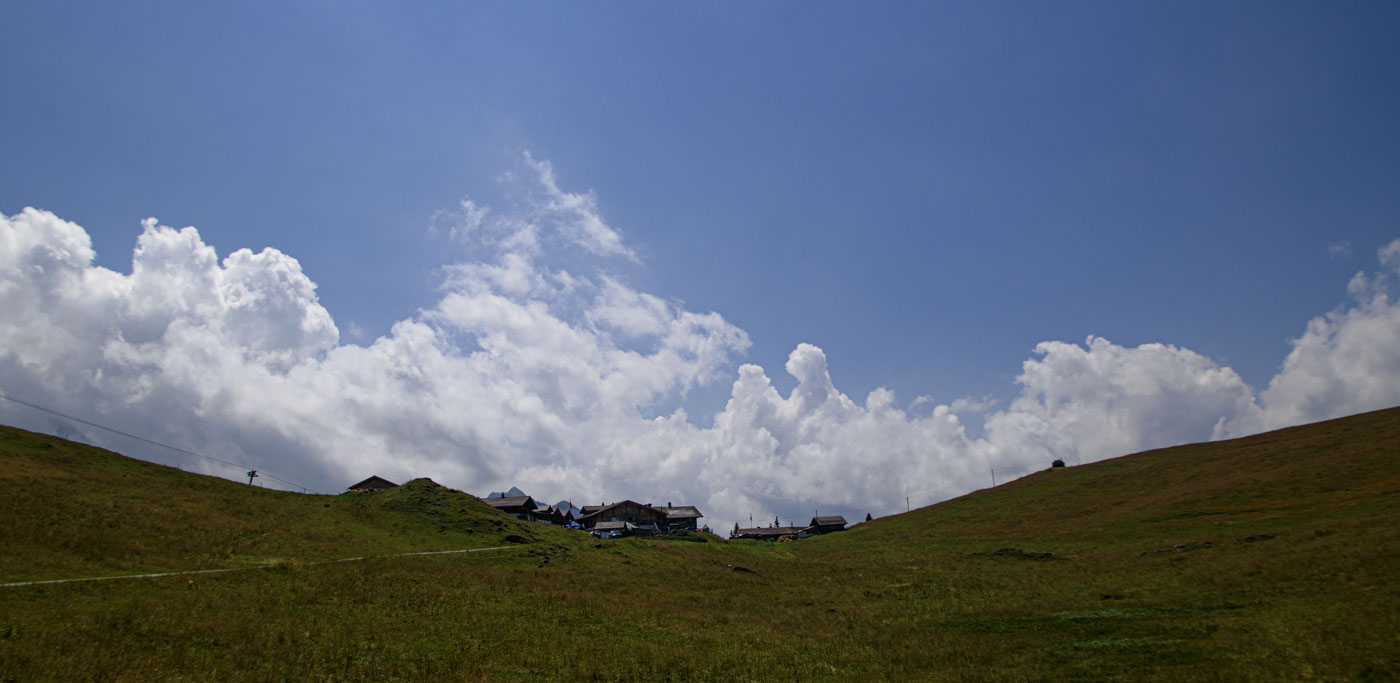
[483,495,535,509]
[811,516,847,526]
[347,475,399,491]
[533,505,572,520]
[575,500,667,522]
[656,505,703,520]
[734,526,807,537]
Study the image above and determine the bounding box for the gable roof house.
[574,500,670,530]
[556,506,576,525]
[532,504,575,525]
[533,504,555,523]
[482,495,538,520]
[655,504,705,531]
[808,516,848,534]
[346,476,399,493]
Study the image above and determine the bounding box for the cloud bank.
[3,157,1399,526]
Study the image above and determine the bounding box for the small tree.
[732,522,740,536]
[865,512,873,522]
[1052,459,1066,468]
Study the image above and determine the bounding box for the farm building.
[732,517,845,541]
[476,493,702,531]
[655,504,705,531]
[482,495,538,519]
[808,516,848,534]
[533,504,574,525]
[576,500,671,530]
[731,526,809,541]
[346,476,399,492]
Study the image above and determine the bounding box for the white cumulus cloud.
[3,162,1399,529]
[1222,238,1400,437]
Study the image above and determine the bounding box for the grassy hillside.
[0,426,572,582]
[2,408,1397,680]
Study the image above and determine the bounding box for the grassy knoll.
[0,427,569,581]
[2,408,1398,681]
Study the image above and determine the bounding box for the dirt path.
[0,544,527,589]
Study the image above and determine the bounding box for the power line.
[0,392,321,494]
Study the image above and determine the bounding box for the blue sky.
[3,3,1399,524]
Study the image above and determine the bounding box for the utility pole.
[247,470,258,485]
[906,496,910,512]
[991,467,996,487]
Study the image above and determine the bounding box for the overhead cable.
[0,392,320,494]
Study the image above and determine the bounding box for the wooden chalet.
[575,500,670,530]
[556,506,577,525]
[533,504,554,523]
[655,504,704,531]
[808,515,848,534]
[482,495,537,519]
[532,504,575,525]
[346,475,399,492]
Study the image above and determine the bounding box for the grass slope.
[2,407,1398,681]
[0,427,570,582]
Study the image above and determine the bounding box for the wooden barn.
[656,504,704,531]
[482,495,538,519]
[532,504,574,525]
[808,515,848,534]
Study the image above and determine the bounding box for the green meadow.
[2,407,1397,681]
